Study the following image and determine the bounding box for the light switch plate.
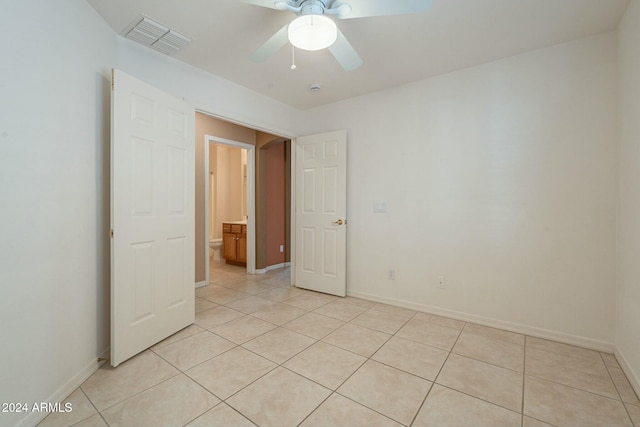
[373,202,388,213]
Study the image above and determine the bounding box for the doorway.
[204,135,255,284]
[195,112,292,287]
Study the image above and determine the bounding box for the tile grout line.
[95,370,184,418]
[240,327,316,365]
[281,312,350,338]
[448,348,525,375]
[526,339,605,364]
[293,308,415,426]
[333,391,412,426]
[298,303,415,426]
[605,355,640,404]
[303,306,535,424]
[151,330,236,367]
[179,399,226,427]
[185,358,276,421]
[67,388,111,427]
[408,321,465,426]
[185,272,295,424]
[431,383,524,420]
[292,390,334,426]
[211,304,335,400]
[206,314,326,425]
[173,339,239,372]
[411,321,523,417]
[601,351,637,426]
[524,371,631,402]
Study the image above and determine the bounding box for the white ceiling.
[86,0,629,110]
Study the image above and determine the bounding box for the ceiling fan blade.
[328,29,363,71]
[331,0,433,19]
[237,0,285,10]
[238,0,301,11]
[249,24,289,62]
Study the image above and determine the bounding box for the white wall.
[0,1,299,426]
[214,145,244,239]
[297,33,619,349]
[115,38,300,139]
[617,0,640,394]
[0,2,115,427]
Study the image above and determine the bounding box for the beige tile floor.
[39,261,640,427]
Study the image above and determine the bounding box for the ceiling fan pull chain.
[291,45,297,70]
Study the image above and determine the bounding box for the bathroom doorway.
[204,135,255,286]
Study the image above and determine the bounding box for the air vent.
[152,30,191,55]
[124,16,191,55]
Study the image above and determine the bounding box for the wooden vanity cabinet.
[223,223,247,266]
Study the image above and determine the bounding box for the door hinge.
[111,69,114,91]
[110,229,114,238]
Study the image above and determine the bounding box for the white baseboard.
[615,347,640,398]
[347,290,614,353]
[195,281,207,289]
[17,348,110,427]
[266,263,286,271]
[255,262,291,275]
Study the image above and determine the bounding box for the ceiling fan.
[240,0,434,71]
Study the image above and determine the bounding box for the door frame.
[204,134,256,281]
[195,107,297,286]
[290,138,297,285]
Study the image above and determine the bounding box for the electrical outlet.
[438,277,445,289]
[388,269,396,280]
[279,245,284,253]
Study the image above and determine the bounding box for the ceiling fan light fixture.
[288,14,337,51]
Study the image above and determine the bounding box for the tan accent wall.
[265,141,286,266]
[256,132,291,270]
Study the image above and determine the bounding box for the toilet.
[209,238,223,261]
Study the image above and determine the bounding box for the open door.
[110,69,195,367]
[295,130,347,297]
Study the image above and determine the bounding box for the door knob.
[332,219,344,225]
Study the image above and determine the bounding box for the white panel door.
[295,130,347,296]
[110,69,195,367]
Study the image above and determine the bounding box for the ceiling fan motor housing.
[299,0,329,16]
[276,0,351,18]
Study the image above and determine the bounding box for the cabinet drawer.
[231,224,243,234]
[223,224,231,233]
[241,225,247,234]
